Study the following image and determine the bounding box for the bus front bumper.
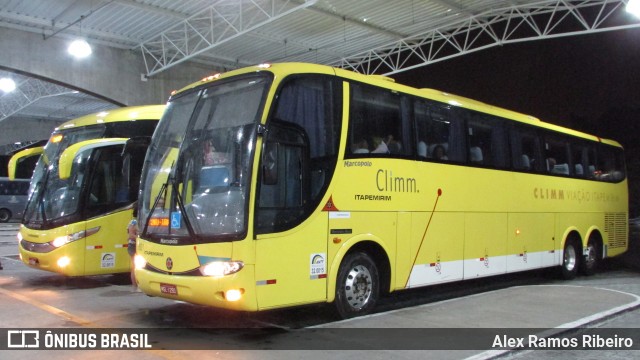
[135,265,258,311]
[18,240,85,276]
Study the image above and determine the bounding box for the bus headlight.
[50,227,100,248]
[134,254,147,270]
[200,261,244,277]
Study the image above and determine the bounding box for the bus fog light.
[57,256,71,268]
[225,289,243,302]
[134,254,147,270]
[200,261,244,277]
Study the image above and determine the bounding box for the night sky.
[393,29,640,141]
[393,29,640,216]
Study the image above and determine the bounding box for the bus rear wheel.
[335,252,379,319]
[580,238,600,276]
[561,239,579,280]
[0,209,11,223]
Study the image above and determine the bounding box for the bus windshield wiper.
[169,176,198,240]
[141,162,198,241]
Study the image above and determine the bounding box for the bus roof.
[55,105,165,131]
[178,62,622,148]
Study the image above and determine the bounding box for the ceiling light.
[0,78,16,93]
[68,39,92,58]
[628,0,640,18]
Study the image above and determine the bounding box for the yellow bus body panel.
[18,208,134,276]
[55,105,166,130]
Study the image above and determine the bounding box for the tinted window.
[348,83,407,156]
[466,114,509,168]
[413,99,465,162]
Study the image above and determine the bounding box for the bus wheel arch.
[560,231,582,280]
[0,208,11,223]
[331,240,391,318]
[580,230,603,276]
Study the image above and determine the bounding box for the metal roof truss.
[334,0,640,75]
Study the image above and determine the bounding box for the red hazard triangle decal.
[323,196,339,211]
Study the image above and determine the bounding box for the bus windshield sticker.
[170,212,181,229]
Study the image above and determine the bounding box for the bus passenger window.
[510,126,541,172]
[348,83,404,157]
[544,136,570,175]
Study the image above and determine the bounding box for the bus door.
[58,138,134,275]
[254,122,328,310]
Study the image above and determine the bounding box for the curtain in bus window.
[271,76,340,200]
[274,80,325,158]
[446,108,465,162]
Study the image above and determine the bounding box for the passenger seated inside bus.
[417,141,428,158]
[384,135,402,153]
[371,137,389,154]
[431,144,448,160]
[352,138,370,154]
[546,157,556,172]
[521,154,531,170]
[203,140,229,165]
[469,146,483,164]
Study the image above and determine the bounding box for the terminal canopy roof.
[0,0,639,76]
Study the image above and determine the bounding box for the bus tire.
[335,252,379,319]
[0,209,11,223]
[561,239,579,280]
[580,237,600,276]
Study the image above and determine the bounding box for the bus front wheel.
[335,252,379,319]
[0,209,11,223]
[561,240,579,280]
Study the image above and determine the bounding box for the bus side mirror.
[8,147,44,180]
[262,142,278,185]
[58,138,128,180]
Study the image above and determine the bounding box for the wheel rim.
[343,264,373,311]
[564,244,577,271]
[0,211,9,222]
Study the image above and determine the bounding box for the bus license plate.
[160,283,178,295]
[29,257,39,266]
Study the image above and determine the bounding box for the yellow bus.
[134,63,627,318]
[12,105,164,276]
